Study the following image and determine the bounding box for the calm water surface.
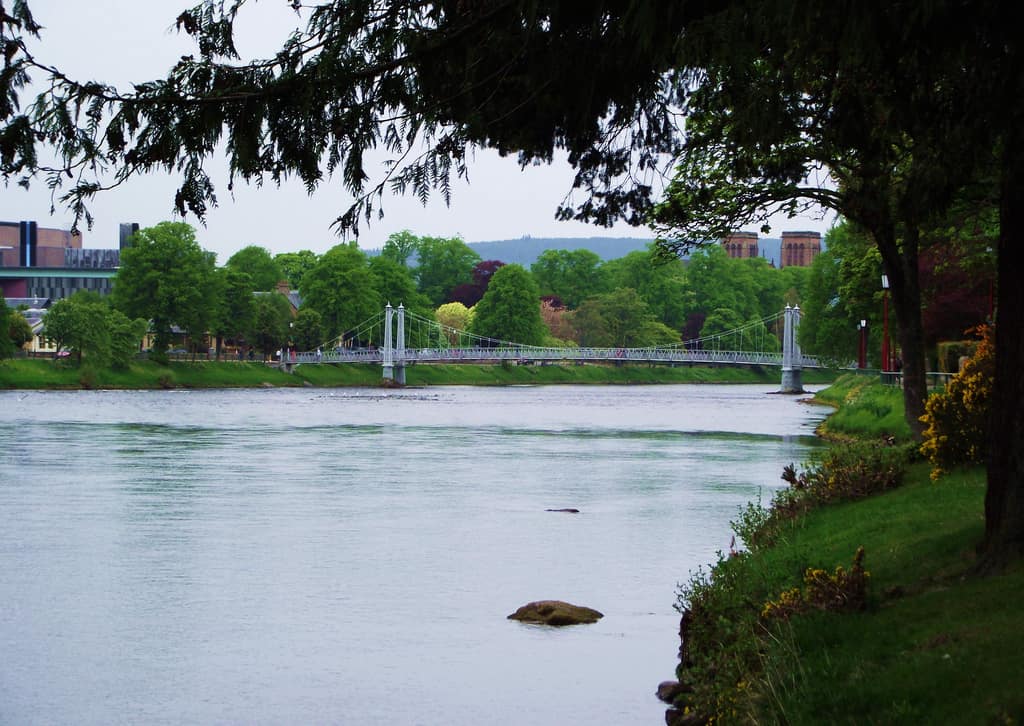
[0,384,828,725]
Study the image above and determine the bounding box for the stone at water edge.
[507,600,603,626]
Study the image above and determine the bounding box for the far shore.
[0,358,838,391]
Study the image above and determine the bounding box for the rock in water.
[507,600,603,626]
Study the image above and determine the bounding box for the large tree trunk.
[980,124,1024,568]
[877,226,927,440]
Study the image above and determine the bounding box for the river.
[0,384,828,725]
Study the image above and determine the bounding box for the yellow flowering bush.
[920,325,994,480]
[761,547,870,620]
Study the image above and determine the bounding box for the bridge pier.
[780,304,804,394]
[382,303,406,384]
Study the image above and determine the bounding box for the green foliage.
[291,308,324,351]
[107,309,148,370]
[111,221,218,357]
[435,302,474,344]
[414,236,480,307]
[8,310,33,349]
[42,291,111,365]
[248,293,293,359]
[530,248,608,308]
[921,326,994,479]
[469,264,545,345]
[225,245,284,291]
[379,230,419,268]
[0,303,13,358]
[368,255,433,320]
[600,248,694,330]
[299,242,380,339]
[212,267,256,345]
[799,222,886,364]
[273,249,319,289]
[572,287,680,347]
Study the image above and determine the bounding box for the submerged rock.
[507,600,603,626]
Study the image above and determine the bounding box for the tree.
[0,303,13,359]
[450,259,505,308]
[292,307,324,351]
[212,267,256,357]
[799,222,885,366]
[111,221,218,361]
[573,287,679,348]
[530,249,607,309]
[42,291,111,365]
[368,255,433,320]
[300,242,380,339]
[248,292,293,360]
[600,248,692,330]
[435,302,474,344]
[469,264,545,345]
[107,309,148,370]
[380,230,419,268]
[8,309,32,350]
[414,236,480,306]
[225,245,284,291]
[274,250,319,290]
[0,2,686,236]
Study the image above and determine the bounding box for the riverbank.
[663,377,1023,724]
[0,358,838,390]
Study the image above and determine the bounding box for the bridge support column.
[382,303,395,382]
[382,302,407,384]
[395,304,406,385]
[780,304,804,394]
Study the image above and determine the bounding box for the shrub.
[761,547,870,620]
[920,325,993,479]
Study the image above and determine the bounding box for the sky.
[4,1,834,261]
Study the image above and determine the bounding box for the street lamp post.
[881,274,891,373]
[858,319,868,369]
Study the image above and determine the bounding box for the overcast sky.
[5,1,833,261]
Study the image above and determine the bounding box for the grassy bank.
[813,371,911,441]
[667,376,1023,724]
[0,357,838,390]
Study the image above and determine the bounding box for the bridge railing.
[295,345,821,368]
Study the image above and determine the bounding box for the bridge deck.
[295,346,821,368]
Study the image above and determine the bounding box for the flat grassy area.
[749,463,1022,724]
[0,357,837,389]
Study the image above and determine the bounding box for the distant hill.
[465,235,789,267]
[366,234,792,267]
[465,236,654,266]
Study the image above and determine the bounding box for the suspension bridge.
[288,303,817,392]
